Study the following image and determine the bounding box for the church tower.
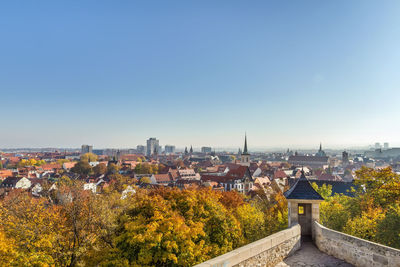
[240,134,250,166]
[315,142,326,157]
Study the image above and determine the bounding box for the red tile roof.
[274,170,288,179]
[154,173,172,183]
[0,170,13,178]
[318,173,343,181]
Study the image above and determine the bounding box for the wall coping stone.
[315,221,400,255]
[194,224,301,267]
[315,221,400,267]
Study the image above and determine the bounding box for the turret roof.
[284,171,324,200]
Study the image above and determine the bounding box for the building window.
[298,205,304,215]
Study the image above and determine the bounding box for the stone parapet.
[194,224,301,267]
[314,221,400,267]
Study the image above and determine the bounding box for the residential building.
[81,145,93,155]
[146,138,160,157]
[0,177,32,189]
[165,145,176,154]
[177,169,200,180]
[201,165,254,194]
[288,144,329,169]
[288,155,329,169]
[201,147,212,153]
[364,147,400,159]
[150,173,173,185]
[384,142,389,149]
[136,145,146,154]
[342,151,349,164]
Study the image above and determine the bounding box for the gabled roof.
[153,173,172,183]
[274,170,288,179]
[284,171,324,200]
[1,177,21,186]
[318,173,343,181]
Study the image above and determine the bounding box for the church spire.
[243,133,248,154]
[240,133,250,166]
[319,142,322,151]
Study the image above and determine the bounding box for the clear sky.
[1,1,400,149]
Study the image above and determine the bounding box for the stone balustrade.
[314,221,400,267]
[194,224,301,267]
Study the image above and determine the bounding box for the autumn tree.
[0,228,18,266]
[57,159,70,165]
[376,204,400,249]
[152,188,243,256]
[134,163,159,174]
[0,191,67,266]
[93,163,107,175]
[235,203,266,242]
[106,174,136,192]
[57,184,102,266]
[311,182,332,199]
[71,160,92,176]
[317,167,400,249]
[319,194,352,232]
[252,189,288,235]
[112,191,211,266]
[107,163,120,175]
[355,166,400,208]
[343,206,385,241]
[218,190,245,210]
[81,152,98,162]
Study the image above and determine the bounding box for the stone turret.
[284,171,324,239]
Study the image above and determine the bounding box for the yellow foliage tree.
[0,191,67,266]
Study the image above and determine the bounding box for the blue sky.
[1,1,400,149]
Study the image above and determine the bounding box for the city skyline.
[0,138,393,152]
[1,1,400,148]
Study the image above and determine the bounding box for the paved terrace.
[277,240,353,267]
[196,222,400,267]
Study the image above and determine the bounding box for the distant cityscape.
[2,135,400,195]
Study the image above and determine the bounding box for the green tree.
[311,182,332,199]
[376,205,400,249]
[319,194,353,232]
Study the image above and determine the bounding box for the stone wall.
[194,224,301,267]
[314,221,400,267]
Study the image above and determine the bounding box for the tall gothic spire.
[242,133,249,155]
[319,142,322,151]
